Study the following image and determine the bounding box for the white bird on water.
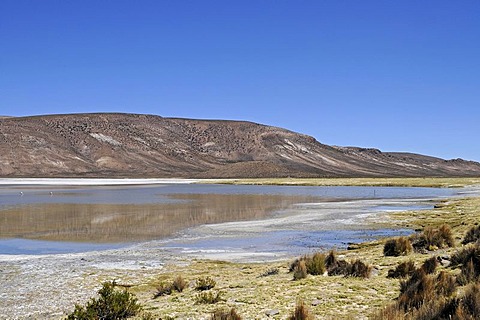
[20,192,23,196]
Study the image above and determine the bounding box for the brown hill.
[1,113,479,178]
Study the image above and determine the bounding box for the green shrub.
[387,260,416,279]
[195,291,223,304]
[210,308,242,320]
[287,300,314,320]
[383,237,412,256]
[305,252,326,276]
[66,281,142,320]
[462,225,480,245]
[293,260,308,280]
[195,277,216,291]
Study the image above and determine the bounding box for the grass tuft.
[210,308,242,320]
[195,277,216,291]
[383,237,412,256]
[387,260,416,279]
[287,300,314,320]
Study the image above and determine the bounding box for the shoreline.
[1,178,480,319]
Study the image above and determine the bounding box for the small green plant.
[387,260,416,279]
[305,252,326,276]
[66,281,142,320]
[195,277,216,291]
[383,237,412,256]
[462,224,480,245]
[293,260,308,280]
[287,300,314,320]
[210,308,242,320]
[195,291,223,304]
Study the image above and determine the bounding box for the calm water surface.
[0,184,458,254]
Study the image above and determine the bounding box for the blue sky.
[1,1,479,161]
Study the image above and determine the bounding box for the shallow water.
[0,183,458,254]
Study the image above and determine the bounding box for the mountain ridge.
[1,113,479,178]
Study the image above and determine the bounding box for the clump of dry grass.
[420,256,438,275]
[410,224,455,252]
[287,300,314,320]
[450,243,480,285]
[387,260,416,279]
[305,252,326,276]
[462,224,480,245]
[172,275,187,292]
[153,282,173,298]
[260,267,279,277]
[383,237,413,256]
[210,308,242,320]
[346,259,373,278]
[293,260,308,280]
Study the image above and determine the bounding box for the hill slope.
[1,113,479,178]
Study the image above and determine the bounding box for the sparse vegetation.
[66,281,142,320]
[195,291,223,304]
[305,252,326,276]
[345,259,372,278]
[195,276,216,291]
[260,267,279,277]
[383,237,413,256]
[153,282,173,298]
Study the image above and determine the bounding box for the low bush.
[172,275,187,292]
[410,225,455,252]
[293,260,308,280]
[210,308,242,320]
[346,259,372,278]
[153,283,173,298]
[387,260,416,279]
[305,252,326,276]
[324,250,337,270]
[421,256,438,275]
[383,237,412,256]
[195,277,216,291]
[260,267,279,277]
[66,281,142,320]
[450,243,480,285]
[195,291,223,304]
[462,224,480,245]
[287,300,314,320]
[398,269,435,311]
[435,271,457,297]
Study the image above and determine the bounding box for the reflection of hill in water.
[0,194,317,242]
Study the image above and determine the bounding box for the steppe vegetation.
[64,178,480,319]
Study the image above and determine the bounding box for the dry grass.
[287,300,314,320]
[383,237,413,256]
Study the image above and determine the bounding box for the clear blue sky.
[1,1,479,161]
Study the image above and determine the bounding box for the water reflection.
[0,194,317,242]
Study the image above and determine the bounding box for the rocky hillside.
[1,113,479,178]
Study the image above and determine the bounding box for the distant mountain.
[1,113,479,178]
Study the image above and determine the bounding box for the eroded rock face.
[1,113,479,178]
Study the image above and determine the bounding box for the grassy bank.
[68,179,480,319]
[202,177,480,188]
